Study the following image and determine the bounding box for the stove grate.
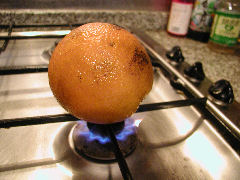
[0,98,207,129]
[0,97,206,180]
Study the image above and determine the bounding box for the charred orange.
[48,22,153,124]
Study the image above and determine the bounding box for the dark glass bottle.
[187,0,217,42]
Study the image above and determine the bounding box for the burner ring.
[69,120,138,162]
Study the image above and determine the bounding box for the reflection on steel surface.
[183,129,226,179]
[138,116,203,149]
[0,30,71,38]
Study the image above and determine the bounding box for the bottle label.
[167,1,193,35]
[210,12,240,46]
[189,0,216,32]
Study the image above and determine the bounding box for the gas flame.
[77,117,142,144]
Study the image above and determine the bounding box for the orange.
[48,22,153,124]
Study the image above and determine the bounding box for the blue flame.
[115,118,136,141]
[76,118,137,144]
[88,131,111,144]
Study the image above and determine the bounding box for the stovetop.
[0,26,239,180]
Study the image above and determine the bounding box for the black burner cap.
[208,79,234,106]
[87,121,125,136]
[166,46,185,65]
[184,62,205,83]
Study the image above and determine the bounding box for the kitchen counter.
[0,9,168,31]
[146,31,240,103]
[0,9,239,103]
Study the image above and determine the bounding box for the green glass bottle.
[208,0,240,54]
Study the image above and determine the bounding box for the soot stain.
[77,74,82,82]
[109,42,115,47]
[131,48,149,71]
[112,24,123,30]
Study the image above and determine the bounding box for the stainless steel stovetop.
[0,25,239,180]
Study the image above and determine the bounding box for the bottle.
[208,0,240,54]
[167,0,194,36]
[187,0,217,42]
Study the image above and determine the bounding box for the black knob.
[184,62,205,83]
[208,79,234,106]
[166,46,185,65]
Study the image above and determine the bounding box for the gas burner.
[70,118,138,161]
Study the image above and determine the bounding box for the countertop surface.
[0,9,168,31]
[146,30,240,103]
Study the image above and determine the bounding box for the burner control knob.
[184,62,205,83]
[166,46,185,65]
[208,79,234,106]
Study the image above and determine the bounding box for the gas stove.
[0,24,239,180]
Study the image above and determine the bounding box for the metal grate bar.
[0,24,83,29]
[136,97,207,112]
[0,98,207,128]
[0,24,13,53]
[0,65,48,75]
[0,24,83,40]
[106,125,133,180]
[0,114,77,128]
